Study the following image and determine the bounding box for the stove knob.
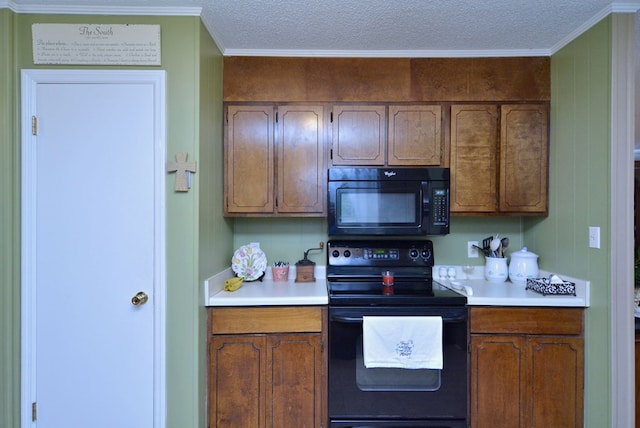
[421,249,432,260]
[343,250,351,258]
[332,250,340,258]
[409,249,419,259]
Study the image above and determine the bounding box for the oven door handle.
[331,315,364,323]
[331,313,468,323]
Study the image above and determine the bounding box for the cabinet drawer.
[470,307,583,335]
[210,306,325,334]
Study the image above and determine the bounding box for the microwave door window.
[339,190,417,225]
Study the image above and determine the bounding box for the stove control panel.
[328,240,434,267]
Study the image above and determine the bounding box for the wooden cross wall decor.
[167,153,197,192]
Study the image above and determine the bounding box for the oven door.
[329,306,468,427]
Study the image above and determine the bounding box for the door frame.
[20,69,167,428]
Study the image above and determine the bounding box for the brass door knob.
[131,291,148,306]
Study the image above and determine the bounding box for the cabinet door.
[527,336,584,428]
[267,334,324,428]
[388,104,442,166]
[499,104,549,214]
[225,105,275,214]
[450,105,498,213]
[277,105,326,214]
[470,335,526,428]
[331,104,386,165]
[209,335,267,427]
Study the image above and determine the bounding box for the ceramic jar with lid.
[508,247,539,285]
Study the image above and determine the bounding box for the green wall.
[526,17,613,426]
[1,9,19,428]
[1,10,229,428]
[233,217,526,268]
[197,19,229,427]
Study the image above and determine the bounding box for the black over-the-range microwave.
[327,167,450,236]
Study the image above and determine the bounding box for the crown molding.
[550,2,640,54]
[3,1,638,58]
[221,48,552,58]
[3,1,201,16]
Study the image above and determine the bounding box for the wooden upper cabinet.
[331,104,386,165]
[499,104,549,214]
[450,103,549,215]
[388,104,442,166]
[225,104,275,214]
[450,105,498,213]
[277,105,326,214]
[224,104,327,216]
[331,103,443,167]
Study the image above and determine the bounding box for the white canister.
[508,247,539,285]
[485,257,508,283]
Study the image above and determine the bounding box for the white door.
[21,70,166,428]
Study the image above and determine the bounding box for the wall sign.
[32,24,161,65]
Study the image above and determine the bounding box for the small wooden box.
[295,264,315,282]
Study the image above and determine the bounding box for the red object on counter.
[382,270,394,285]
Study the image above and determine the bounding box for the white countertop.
[205,266,328,306]
[204,264,589,308]
[433,265,590,307]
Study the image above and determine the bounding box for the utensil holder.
[485,257,508,283]
[271,266,290,282]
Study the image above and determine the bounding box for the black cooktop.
[326,239,466,306]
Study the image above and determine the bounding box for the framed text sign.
[32,24,161,65]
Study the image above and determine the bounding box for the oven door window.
[355,337,441,391]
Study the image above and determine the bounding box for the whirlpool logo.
[384,170,397,177]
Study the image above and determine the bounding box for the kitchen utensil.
[482,236,493,252]
[473,244,491,257]
[489,238,500,257]
[508,247,539,285]
[500,237,509,250]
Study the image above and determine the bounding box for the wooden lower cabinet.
[470,307,584,428]
[208,306,327,428]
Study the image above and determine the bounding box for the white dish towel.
[363,316,443,369]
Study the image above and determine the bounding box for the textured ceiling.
[6,0,640,56]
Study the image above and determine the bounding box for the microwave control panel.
[431,188,449,226]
